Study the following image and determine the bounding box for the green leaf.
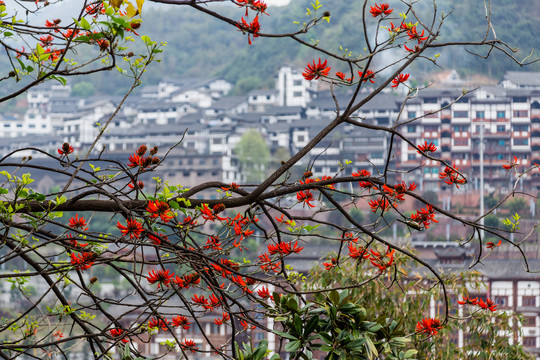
[273,330,299,341]
[404,349,418,358]
[285,340,302,353]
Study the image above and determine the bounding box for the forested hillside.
[9,0,540,96]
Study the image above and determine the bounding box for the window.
[293,91,302,97]
[423,97,438,104]
[498,139,506,146]
[424,125,438,132]
[513,96,528,103]
[454,139,468,146]
[407,125,417,133]
[524,316,536,327]
[187,159,193,165]
[199,159,206,165]
[293,80,302,86]
[297,135,305,142]
[497,125,505,132]
[371,153,383,159]
[494,296,508,308]
[514,138,529,146]
[3,124,9,128]
[513,124,529,132]
[408,111,416,119]
[408,154,416,160]
[453,111,469,118]
[497,111,506,118]
[476,111,485,118]
[497,154,505,160]
[513,110,529,117]
[523,337,536,348]
[522,296,536,307]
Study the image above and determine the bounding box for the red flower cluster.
[302,58,331,81]
[148,317,170,331]
[322,257,337,270]
[391,73,409,88]
[382,181,416,203]
[410,204,438,229]
[237,15,261,45]
[297,190,316,208]
[214,312,230,326]
[227,213,256,247]
[147,200,174,223]
[109,328,129,343]
[257,286,271,299]
[70,252,95,271]
[502,156,519,171]
[416,318,442,335]
[258,253,280,273]
[439,164,466,188]
[181,339,199,353]
[235,0,268,15]
[69,214,88,231]
[407,26,428,43]
[267,240,304,256]
[348,243,370,260]
[486,239,502,249]
[147,269,174,288]
[221,182,240,191]
[58,142,74,156]
[117,218,144,239]
[417,141,437,153]
[370,3,393,17]
[172,273,201,289]
[458,296,497,312]
[148,232,167,246]
[336,71,354,83]
[200,203,227,222]
[358,70,376,83]
[127,145,159,170]
[368,198,391,213]
[368,247,395,272]
[172,315,191,329]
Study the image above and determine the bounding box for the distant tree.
[72,81,96,97]
[236,129,270,182]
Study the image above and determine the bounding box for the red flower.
[173,273,201,289]
[478,298,497,312]
[257,286,271,299]
[128,180,144,190]
[352,169,371,177]
[502,156,519,171]
[40,35,53,47]
[368,198,391,212]
[336,71,354,83]
[127,154,141,168]
[348,243,369,259]
[407,26,428,43]
[416,318,442,335]
[147,269,174,288]
[368,247,395,272]
[69,214,88,231]
[439,164,466,188]
[410,204,438,229]
[109,328,128,343]
[214,312,230,326]
[148,232,167,246]
[70,252,95,271]
[457,296,479,305]
[192,294,211,309]
[302,58,331,81]
[486,239,502,249]
[297,190,316,208]
[147,200,174,223]
[267,241,304,255]
[172,315,191,330]
[357,70,376,83]
[237,15,261,45]
[370,3,393,17]
[221,182,240,191]
[117,219,144,239]
[323,257,337,270]
[417,141,437,153]
[391,73,410,88]
[404,44,421,53]
[181,339,199,353]
[148,317,169,331]
[58,142,74,156]
[45,19,61,28]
